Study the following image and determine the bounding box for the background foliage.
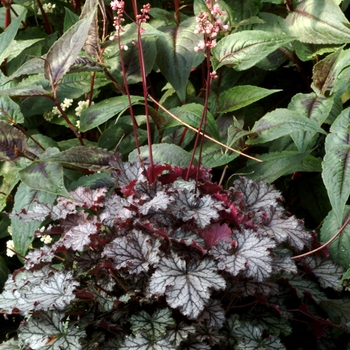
[1,0,350,348]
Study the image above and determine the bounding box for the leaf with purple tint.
[199,223,232,249]
[99,194,134,226]
[0,121,26,161]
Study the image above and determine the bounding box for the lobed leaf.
[149,253,226,319]
[102,230,161,274]
[120,333,175,350]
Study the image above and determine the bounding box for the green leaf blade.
[211,30,294,71]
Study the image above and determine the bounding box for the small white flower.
[39,3,56,15]
[40,235,53,244]
[76,120,80,129]
[61,98,73,111]
[52,106,60,115]
[6,240,15,257]
[75,100,94,117]
[43,110,54,121]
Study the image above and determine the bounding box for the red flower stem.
[36,0,53,34]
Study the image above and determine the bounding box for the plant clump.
[0,159,348,349]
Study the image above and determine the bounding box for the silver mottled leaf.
[99,194,134,226]
[120,333,175,350]
[102,230,161,274]
[198,299,225,328]
[149,253,225,319]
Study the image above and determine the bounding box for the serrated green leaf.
[0,162,20,211]
[0,10,27,64]
[211,30,294,71]
[2,57,45,83]
[285,0,350,44]
[155,17,203,102]
[19,147,70,197]
[41,146,117,171]
[229,0,262,22]
[320,207,350,269]
[218,85,280,113]
[239,151,322,183]
[322,107,350,223]
[288,93,333,152]
[130,309,175,340]
[165,103,220,140]
[0,95,24,124]
[44,8,96,85]
[2,39,42,64]
[80,95,142,132]
[246,109,326,145]
[320,298,350,326]
[129,144,194,167]
[18,312,84,350]
[0,85,50,97]
[196,143,239,168]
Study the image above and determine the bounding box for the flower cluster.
[110,0,125,40]
[136,3,151,24]
[38,2,56,15]
[194,0,228,52]
[75,100,94,117]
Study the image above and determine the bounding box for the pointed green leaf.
[0,10,27,64]
[0,162,20,211]
[2,39,42,63]
[322,108,350,223]
[229,0,262,22]
[11,182,56,256]
[218,85,280,113]
[0,95,24,124]
[246,109,326,145]
[64,7,79,32]
[80,95,142,132]
[285,0,350,44]
[320,298,350,326]
[288,93,333,152]
[0,121,26,161]
[19,147,70,196]
[42,146,117,171]
[239,151,322,183]
[128,144,194,167]
[44,8,96,85]
[165,103,220,140]
[155,17,203,102]
[196,143,239,168]
[0,85,50,97]
[211,30,294,71]
[320,207,350,269]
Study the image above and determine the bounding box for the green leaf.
[196,143,239,168]
[285,0,350,44]
[288,93,333,152]
[2,57,44,83]
[0,10,27,64]
[155,17,203,102]
[44,8,96,86]
[80,95,142,132]
[11,182,56,256]
[19,147,70,197]
[0,256,9,290]
[239,151,322,183]
[218,85,280,113]
[246,109,326,145]
[0,95,24,124]
[211,30,294,71]
[0,85,50,97]
[0,162,20,212]
[227,0,262,22]
[128,144,194,167]
[41,146,117,171]
[322,108,350,224]
[164,103,220,140]
[320,207,350,269]
[130,309,175,340]
[64,7,79,32]
[320,298,350,326]
[0,121,27,161]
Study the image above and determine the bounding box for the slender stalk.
[132,0,154,182]
[36,0,53,34]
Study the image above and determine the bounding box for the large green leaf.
[322,108,350,224]
[155,17,203,102]
[19,147,70,197]
[44,8,96,86]
[11,182,56,256]
[0,10,27,64]
[196,143,239,168]
[0,121,27,161]
[80,95,142,132]
[164,103,220,140]
[285,0,350,44]
[246,109,327,145]
[129,144,194,167]
[211,30,294,71]
[218,85,280,113]
[0,162,20,212]
[288,93,333,152]
[320,207,350,269]
[238,151,322,183]
[226,0,262,22]
[41,146,117,171]
[0,95,24,124]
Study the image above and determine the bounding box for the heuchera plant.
[0,158,349,349]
